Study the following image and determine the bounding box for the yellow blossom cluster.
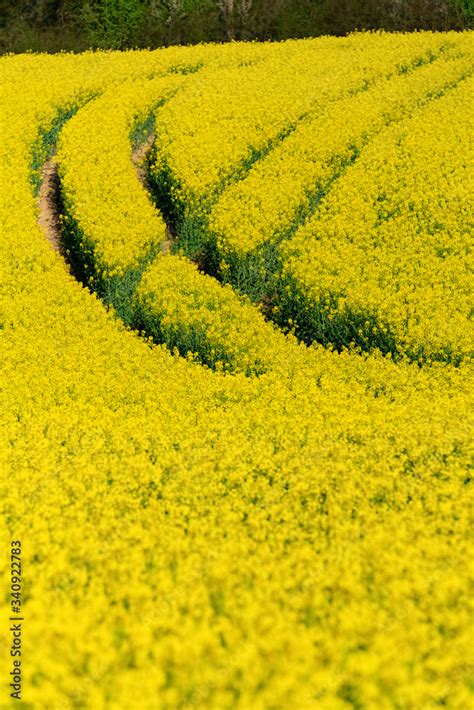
[209,34,473,257]
[1,34,473,710]
[281,72,474,363]
[135,253,324,376]
[150,31,462,211]
[55,63,312,370]
[137,254,273,374]
[57,75,185,279]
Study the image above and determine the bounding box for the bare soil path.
[38,131,172,261]
[131,132,172,254]
[37,158,63,254]
[132,132,155,186]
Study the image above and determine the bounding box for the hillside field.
[1,32,473,708]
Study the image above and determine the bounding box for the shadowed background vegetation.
[1,0,473,53]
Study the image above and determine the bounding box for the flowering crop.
[150,32,460,210]
[57,76,185,281]
[1,33,473,710]
[280,73,474,364]
[209,36,472,257]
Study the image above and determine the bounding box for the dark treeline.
[1,0,473,53]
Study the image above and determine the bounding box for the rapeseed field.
[1,32,473,709]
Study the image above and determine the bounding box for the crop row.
[280,72,474,364]
[57,34,473,373]
[151,32,457,211]
[144,32,473,364]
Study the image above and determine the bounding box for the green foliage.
[78,0,147,48]
[30,104,80,195]
[1,0,473,53]
[452,0,474,19]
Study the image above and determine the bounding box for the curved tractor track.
[37,158,62,255]
[38,132,172,261]
[38,66,474,370]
